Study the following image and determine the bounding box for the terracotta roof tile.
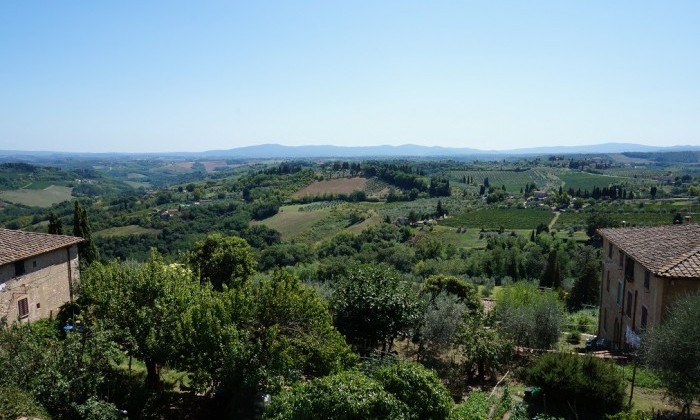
[0,228,83,266]
[598,224,700,279]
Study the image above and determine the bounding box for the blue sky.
[1,1,698,152]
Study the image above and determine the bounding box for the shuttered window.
[17,298,29,318]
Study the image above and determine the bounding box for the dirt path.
[548,211,560,230]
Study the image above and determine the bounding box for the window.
[626,291,633,317]
[14,260,25,277]
[608,243,613,258]
[641,306,648,329]
[606,271,610,292]
[644,270,650,290]
[617,281,623,306]
[17,298,29,318]
[32,260,37,268]
[625,257,635,282]
[618,251,624,268]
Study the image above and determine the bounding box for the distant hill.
[2,142,700,160]
[201,143,700,158]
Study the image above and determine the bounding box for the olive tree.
[492,282,564,349]
[643,293,700,417]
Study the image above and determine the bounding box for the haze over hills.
[1,142,700,160]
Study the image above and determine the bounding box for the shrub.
[449,392,492,420]
[374,360,453,420]
[0,385,48,420]
[527,353,625,418]
[263,371,408,420]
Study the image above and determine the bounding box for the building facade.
[598,223,700,350]
[0,228,83,323]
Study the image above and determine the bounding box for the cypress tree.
[47,212,63,235]
[73,201,99,265]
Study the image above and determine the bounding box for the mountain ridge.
[1,142,700,159]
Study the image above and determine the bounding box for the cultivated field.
[0,185,73,207]
[450,169,543,192]
[292,177,368,199]
[252,204,334,240]
[557,172,629,191]
[202,160,229,172]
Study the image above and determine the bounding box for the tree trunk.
[145,359,161,391]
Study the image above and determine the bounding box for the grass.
[252,204,335,241]
[440,207,555,230]
[94,225,162,238]
[0,185,73,207]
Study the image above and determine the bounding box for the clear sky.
[1,1,699,152]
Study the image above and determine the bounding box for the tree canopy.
[189,233,256,290]
[643,293,700,415]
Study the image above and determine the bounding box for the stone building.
[0,228,83,323]
[597,223,700,350]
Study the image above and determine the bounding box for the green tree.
[540,249,562,288]
[373,360,453,420]
[264,371,408,420]
[331,265,420,354]
[0,320,120,418]
[492,282,564,349]
[436,200,446,218]
[418,292,467,357]
[178,270,355,411]
[586,212,620,241]
[642,293,700,416]
[189,234,256,290]
[79,252,201,390]
[567,246,601,310]
[245,270,356,391]
[456,316,512,382]
[73,201,99,265]
[423,275,482,314]
[47,212,63,235]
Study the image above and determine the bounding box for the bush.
[0,385,48,420]
[374,361,453,420]
[263,371,408,420]
[527,353,625,418]
[449,392,492,420]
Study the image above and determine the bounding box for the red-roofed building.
[0,228,83,323]
[597,223,700,350]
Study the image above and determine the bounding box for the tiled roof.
[598,224,700,279]
[0,228,83,266]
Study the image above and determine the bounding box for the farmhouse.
[597,223,700,350]
[0,228,83,323]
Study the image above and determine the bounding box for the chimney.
[685,215,691,224]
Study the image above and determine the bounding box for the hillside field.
[0,185,73,207]
[292,177,368,199]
